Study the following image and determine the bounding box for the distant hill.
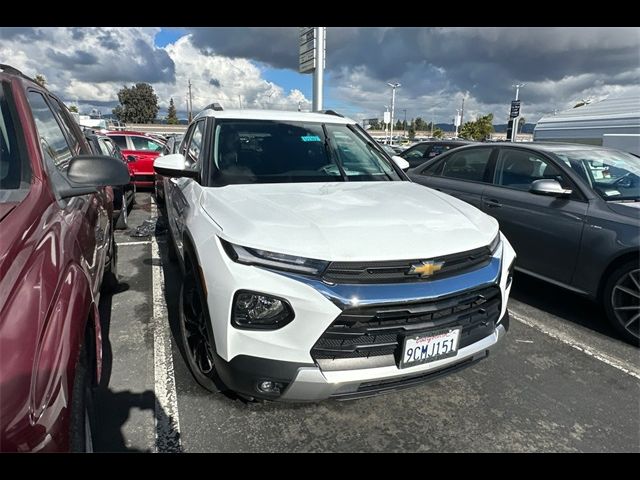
[494,123,536,134]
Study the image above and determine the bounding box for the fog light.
[232,290,295,330]
[257,380,283,394]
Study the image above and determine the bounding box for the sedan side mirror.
[154,154,198,178]
[530,179,572,197]
[59,155,130,199]
[391,155,410,171]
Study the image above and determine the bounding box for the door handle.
[484,199,502,208]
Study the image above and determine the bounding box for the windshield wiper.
[322,124,348,181]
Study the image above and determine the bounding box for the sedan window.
[131,136,164,152]
[440,148,493,182]
[495,149,565,191]
[0,82,31,201]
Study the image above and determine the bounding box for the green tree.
[69,105,78,113]
[112,83,159,124]
[395,119,403,130]
[34,74,47,88]
[432,128,444,139]
[408,125,416,140]
[414,117,427,131]
[517,116,526,133]
[166,98,178,125]
[459,113,494,141]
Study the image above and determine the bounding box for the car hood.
[201,181,498,261]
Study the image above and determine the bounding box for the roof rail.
[204,102,224,111]
[0,64,36,83]
[319,109,344,118]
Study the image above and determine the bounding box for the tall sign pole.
[510,83,524,142]
[188,79,193,123]
[299,27,326,112]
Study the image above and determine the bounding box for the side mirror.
[154,154,198,178]
[391,155,410,171]
[530,179,572,197]
[60,155,130,198]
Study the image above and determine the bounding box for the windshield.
[555,149,640,201]
[211,120,402,186]
[0,82,31,204]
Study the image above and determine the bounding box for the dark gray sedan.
[408,142,640,344]
[400,140,475,168]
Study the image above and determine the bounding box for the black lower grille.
[311,286,501,368]
[322,246,492,284]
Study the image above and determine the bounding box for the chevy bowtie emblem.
[408,260,445,278]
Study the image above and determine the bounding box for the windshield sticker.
[301,135,321,142]
[604,189,621,197]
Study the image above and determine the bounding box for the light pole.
[511,83,524,142]
[312,27,326,111]
[387,82,401,145]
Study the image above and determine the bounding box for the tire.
[167,230,178,263]
[603,260,640,345]
[115,192,128,230]
[155,180,165,205]
[69,340,96,452]
[103,229,119,293]
[178,256,225,393]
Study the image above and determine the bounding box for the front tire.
[178,257,225,393]
[603,261,640,345]
[115,192,128,230]
[69,341,96,452]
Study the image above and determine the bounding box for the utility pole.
[188,79,193,123]
[312,27,325,111]
[387,82,401,145]
[511,83,524,142]
[460,94,466,125]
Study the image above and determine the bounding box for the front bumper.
[214,312,509,401]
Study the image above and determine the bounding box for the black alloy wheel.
[604,262,640,345]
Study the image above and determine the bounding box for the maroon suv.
[0,65,129,452]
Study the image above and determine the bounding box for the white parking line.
[150,201,183,453]
[117,240,152,246]
[510,311,640,380]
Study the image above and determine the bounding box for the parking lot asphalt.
[94,192,640,452]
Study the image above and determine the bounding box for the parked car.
[155,108,516,402]
[106,130,165,188]
[155,133,183,205]
[379,143,405,156]
[84,131,136,229]
[407,142,640,344]
[400,140,475,168]
[0,64,129,451]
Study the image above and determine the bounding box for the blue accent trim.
[275,257,502,309]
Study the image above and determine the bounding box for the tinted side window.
[0,82,31,195]
[27,91,73,172]
[110,135,127,149]
[440,148,492,182]
[49,98,84,156]
[186,121,205,166]
[495,149,565,191]
[402,144,429,160]
[98,138,115,157]
[131,136,163,152]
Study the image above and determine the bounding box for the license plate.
[399,327,461,369]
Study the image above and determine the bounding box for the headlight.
[220,238,329,275]
[232,290,295,330]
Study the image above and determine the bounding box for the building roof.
[193,108,355,124]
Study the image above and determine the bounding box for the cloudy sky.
[1,27,638,125]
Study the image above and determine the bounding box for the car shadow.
[94,272,182,452]
[509,271,625,341]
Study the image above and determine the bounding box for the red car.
[0,65,129,452]
[106,131,165,188]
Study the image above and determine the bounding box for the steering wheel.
[612,172,634,188]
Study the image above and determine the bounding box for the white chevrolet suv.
[155,107,516,401]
